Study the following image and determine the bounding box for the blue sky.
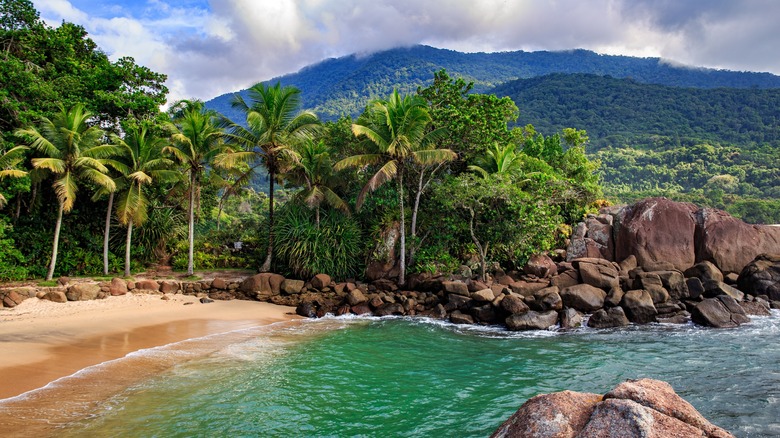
[31,0,780,105]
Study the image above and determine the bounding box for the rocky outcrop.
[492,378,734,438]
[691,296,750,328]
[737,253,780,300]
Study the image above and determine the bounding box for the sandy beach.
[0,293,299,400]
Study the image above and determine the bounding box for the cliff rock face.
[570,197,780,274]
[491,378,734,438]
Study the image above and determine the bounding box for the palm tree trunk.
[216,196,224,231]
[103,192,114,275]
[398,168,406,286]
[46,204,64,281]
[260,173,274,272]
[125,222,133,277]
[187,172,196,275]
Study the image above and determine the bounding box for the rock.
[684,261,724,283]
[281,279,305,295]
[724,272,739,284]
[509,280,549,297]
[442,280,470,297]
[372,278,398,292]
[468,279,489,292]
[351,303,372,315]
[644,285,670,304]
[310,273,332,289]
[296,301,317,318]
[560,284,607,313]
[737,254,780,300]
[505,310,558,331]
[346,288,368,306]
[473,304,498,323]
[450,311,475,325]
[531,287,562,312]
[703,280,744,301]
[604,378,734,438]
[199,297,214,304]
[696,208,780,274]
[560,308,583,329]
[739,300,771,316]
[57,276,70,286]
[447,293,472,309]
[576,259,620,290]
[691,296,750,328]
[587,307,629,328]
[490,390,602,438]
[618,255,637,273]
[135,279,160,291]
[620,290,657,324]
[604,286,624,308]
[42,290,67,303]
[654,270,689,300]
[374,302,405,316]
[615,198,699,271]
[579,398,706,438]
[210,278,227,290]
[472,288,496,303]
[240,273,285,299]
[686,277,705,300]
[500,294,530,315]
[1,290,26,308]
[66,283,101,301]
[566,237,608,261]
[551,270,580,289]
[159,281,179,294]
[524,254,558,278]
[109,278,128,296]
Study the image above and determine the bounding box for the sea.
[4,312,780,437]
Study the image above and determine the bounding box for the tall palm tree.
[218,82,319,272]
[164,100,227,276]
[0,145,28,208]
[287,139,349,227]
[335,90,455,285]
[15,104,116,280]
[113,124,177,276]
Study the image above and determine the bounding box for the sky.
[31,0,780,105]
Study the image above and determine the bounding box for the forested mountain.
[205,45,780,122]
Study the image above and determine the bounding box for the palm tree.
[468,143,524,178]
[164,100,227,276]
[15,104,116,280]
[335,90,455,285]
[113,124,177,276]
[0,145,28,208]
[287,139,349,227]
[218,82,319,272]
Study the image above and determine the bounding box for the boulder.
[695,208,780,274]
[447,293,472,309]
[686,277,705,300]
[473,304,498,324]
[449,310,474,325]
[523,254,558,278]
[684,261,724,283]
[618,255,637,273]
[159,281,179,294]
[66,283,101,301]
[691,296,750,328]
[530,287,562,312]
[211,278,227,290]
[296,301,317,317]
[509,280,550,297]
[566,237,609,261]
[579,398,707,438]
[560,284,606,313]
[135,279,160,291]
[576,259,620,290]
[644,285,670,304]
[615,198,698,271]
[442,280,470,297]
[737,254,780,300]
[346,288,368,306]
[587,307,629,328]
[620,290,657,324]
[654,270,689,300]
[500,294,529,315]
[560,308,583,329]
[374,302,405,317]
[281,279,305,295]
[310,273,332,289]
[740,300,771,316]
[604,286,624,308]
[41,290,67,303]
[505,310,559,331]
[240,273,285,299]
[1,290,26,308]
[467,279,489,292]
[109,278,128,296]
[472,288,496,303]
[703,280,744,301]
[490,390,602,438]
[550,270,580,289]
[351,303,372,315]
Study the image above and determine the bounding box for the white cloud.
[31,0,780,105]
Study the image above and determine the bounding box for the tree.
[164,100,226,275]
[335,90,455,285]
[15,104,116,280]
[467,143,525,178]
[113,123,177,276]
[218,82,319,272]
[287,139,349,227]
[0,145,28,207]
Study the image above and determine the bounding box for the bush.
[0,218,28,280]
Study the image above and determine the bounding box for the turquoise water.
[61,313,780,437]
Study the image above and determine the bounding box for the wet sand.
[0,293,300,435]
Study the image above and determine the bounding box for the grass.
[37,280,58,287]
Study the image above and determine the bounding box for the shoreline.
[0,293,300,400]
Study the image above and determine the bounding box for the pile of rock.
[491,378,734,437]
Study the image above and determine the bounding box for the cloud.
[32,0,780,105]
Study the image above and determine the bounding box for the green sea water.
[55,313,780,437]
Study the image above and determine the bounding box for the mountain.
[205,45,780,123]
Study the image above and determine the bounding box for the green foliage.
[272,203,363,280]
[0,217,28,280]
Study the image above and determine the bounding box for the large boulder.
[66,283,101,301]
[575,258,620,290]
[691,295,750,328]
[737,253,780,300]
[702,280,744,301]
[442,280,470,297]
[41,290,67,303]
[684,261,724,283]
[490,390,602,438]
[346,288,368,306]
[310,273,332,289]
[523,254,558,278]
[615,198,698,271]
[134,279,160,292]
[240,273,285,299]
[620,290,657,324]
[579,398,707,438]
[530,287,563,312]
[560,284,606,313]
[500,294,529,315]
[505,310,558,331]
[695,208,780,274]
[281,279,305,295]
[109,278,128,296]
[587,307,630,328]
[1,289,27,308]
